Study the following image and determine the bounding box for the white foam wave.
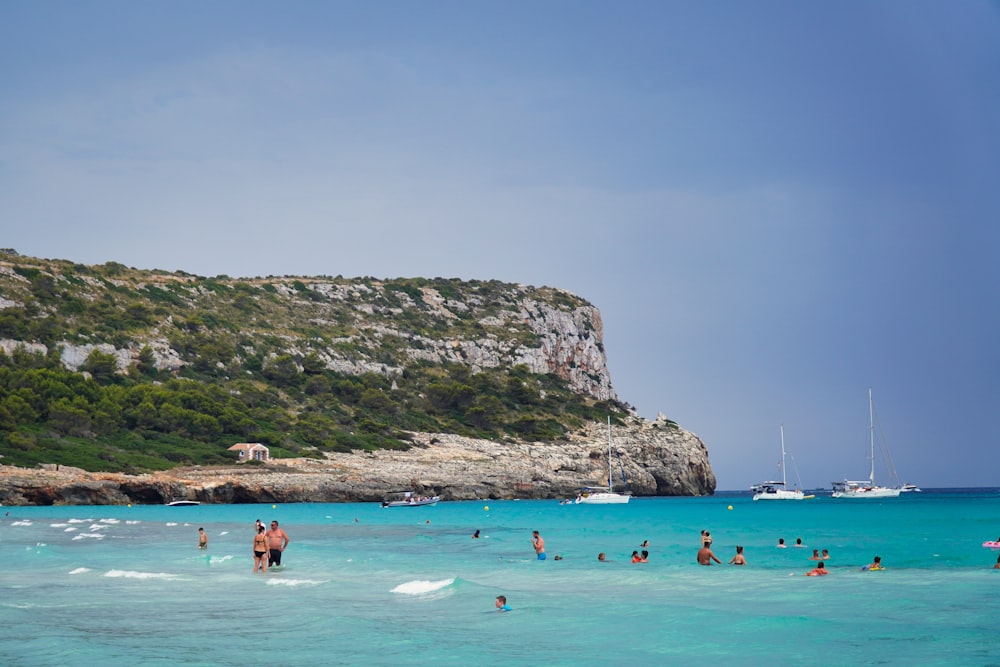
[11,520,32,526]
[64,527,77,532]
[88,524,109,531]
[68,518,91,524]
[209,555,234,564]
[165,522,179,527]
[50,523,70,528]
[99,518,120,524]
[72,533,105,540]
[391,578,456,595]
[69,567,92,575]
[126,520,141,525]
[266,578,328,587]
[105,569,178,580]
[219,531,229,536]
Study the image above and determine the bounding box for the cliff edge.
[0,414,715,504]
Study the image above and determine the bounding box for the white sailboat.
[752,424,805,500]
[831,388,902,499]
[575,417,631,504]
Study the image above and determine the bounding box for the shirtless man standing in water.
[266,520,290,567]
[531,530,546,560]
[697,541,722,565]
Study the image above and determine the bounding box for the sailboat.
[575,417,631,504]
[831,388,902,499]
[751,424,805,500]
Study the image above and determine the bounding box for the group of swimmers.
[546,527,891,575]
[201,518,998,614]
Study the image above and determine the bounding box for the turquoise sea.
[3,489,999,667]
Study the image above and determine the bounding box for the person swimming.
[862,555,883,571]
[805,561,829,576]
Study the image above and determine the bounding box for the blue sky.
[2,1,998,490]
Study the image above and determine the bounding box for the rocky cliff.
[0,251,717,501]
[0,254,615,400]
[0,415,715,504]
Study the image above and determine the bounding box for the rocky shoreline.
[0,415,715,505]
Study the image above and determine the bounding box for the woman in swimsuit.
[253,525,268,573]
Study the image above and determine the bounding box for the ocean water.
[2,489,999,667]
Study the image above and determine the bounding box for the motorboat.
[381,492,440,507]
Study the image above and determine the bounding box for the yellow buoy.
[272,505,276,509]
[484,505,489,511]
[728,505,733,510]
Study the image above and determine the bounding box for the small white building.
[228,442,270,462]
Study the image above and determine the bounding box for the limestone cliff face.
[0,416,716,505]
[0,258,615,401]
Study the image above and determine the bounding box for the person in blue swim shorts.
[531,530,546,560]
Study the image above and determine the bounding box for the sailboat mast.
[868,387,876,485]
[607,416,613,493]
[780,424,787,486]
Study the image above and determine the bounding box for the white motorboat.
[381,492,440,507]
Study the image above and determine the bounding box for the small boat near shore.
[166,499,200,506]
[381,492,440,507]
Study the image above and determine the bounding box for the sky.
[1,1,998,490]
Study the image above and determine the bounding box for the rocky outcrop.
[0,257,617,401]
[0,255,718,500]
[0,416,715,505]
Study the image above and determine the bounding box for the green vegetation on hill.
[0,253,626,473]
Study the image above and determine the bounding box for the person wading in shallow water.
[266,520,290,567]
[531,530,546,560]
[253,526,268,573]
[697,541,721,565]
[728,545,746,565]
